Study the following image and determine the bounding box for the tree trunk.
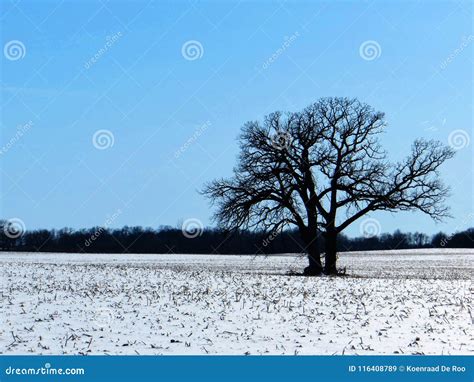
[302,230,323,276]
[324,229,338,275]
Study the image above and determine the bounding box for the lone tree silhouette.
[203,97,454,275]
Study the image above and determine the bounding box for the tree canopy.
[203,97,455,275]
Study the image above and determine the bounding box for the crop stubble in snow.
[0,250,472,355]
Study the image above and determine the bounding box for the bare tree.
[308,98,455,274]
[202,108,328,274]
[203,97,455,275]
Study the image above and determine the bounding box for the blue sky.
[1,0,472,237]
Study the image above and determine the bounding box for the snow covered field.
[1,249,472,355]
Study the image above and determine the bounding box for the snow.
[1,249,472,355]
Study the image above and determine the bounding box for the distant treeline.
[1,224,473,254]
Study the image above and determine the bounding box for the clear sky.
[1,0,472,237]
